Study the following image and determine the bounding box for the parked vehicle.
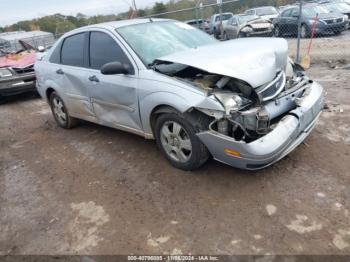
[223,15,274,39]
[244,6,279,21]
[273,4,347,37]
[35,19,324,171]
[185,19,211,33]
[0,40,36,98]
[209,13,234,38]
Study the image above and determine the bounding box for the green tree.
[137,9,147,17]
[153,2,167,15]
[55,20,76,34]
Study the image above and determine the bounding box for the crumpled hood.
[157,38,288,88]
[0,51,36,68]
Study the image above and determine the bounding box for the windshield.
[324,3,350,12]
[215,14,233,21]
[117,21,217,66]
[303,6,330,16]
[256,7,278,15]
[238,15,260,23]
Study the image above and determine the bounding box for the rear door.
[86,30,141,131]
[58,32,95,118]
[227,17,239,38]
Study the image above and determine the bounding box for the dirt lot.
[288,30,350,62]
[0,64,349,256]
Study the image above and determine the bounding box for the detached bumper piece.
[0,72,36,96]
[197,82,324,170]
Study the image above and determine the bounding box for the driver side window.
[89,31,133,73]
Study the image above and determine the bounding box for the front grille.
[323,18,343,24]
[257,71,286,102]
[12,64,34,74]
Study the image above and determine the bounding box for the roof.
[80,18,172,31]
[0,31,53,41]
[246,6,277,10]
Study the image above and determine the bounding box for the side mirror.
[37,46,45,52]
[101,62,130,75]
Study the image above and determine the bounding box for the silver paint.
[35,19,324,170]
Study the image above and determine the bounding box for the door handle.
[88,75,100,83]
[56,69,64,75]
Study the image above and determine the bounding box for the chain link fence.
[3,0,348,64]
[144,0,350,64]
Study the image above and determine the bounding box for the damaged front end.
[153,56,324,170]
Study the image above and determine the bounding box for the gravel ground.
[287,29,350,62]
[0,64,349,256]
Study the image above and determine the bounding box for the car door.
[86,30,141,131]
[228,17,239,38]
[58,32,95,119]
[289,8,300,34]
[225,18,233,38]
[278,9,293,34]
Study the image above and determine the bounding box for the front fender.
[139,91,224,135]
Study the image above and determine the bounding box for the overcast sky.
[0,0,161,26]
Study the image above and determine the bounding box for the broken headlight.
[214,92,252,115]
[0,68,12,78]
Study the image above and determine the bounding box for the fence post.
[195,4,199,27]
[219,0,223,39]
[296,0,303,63]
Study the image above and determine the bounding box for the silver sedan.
[35,19,324,170]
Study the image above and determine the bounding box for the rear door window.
[89,31,133,72]
[61,33,85,67]
[282,9,292,17]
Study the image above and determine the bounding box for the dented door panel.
[61,66,95,118]
[88,73,141,130]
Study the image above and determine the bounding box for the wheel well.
[150,105,179,134]
[149,105,213,135]
[46,88,55,101]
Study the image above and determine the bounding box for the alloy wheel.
[52,96,67,125]
[160,121,192,163]
[301,25,308,38]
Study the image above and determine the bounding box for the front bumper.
[316,22,347,33]
[197,81,324,170]
[248,28,273,36]
[0,72,36,96]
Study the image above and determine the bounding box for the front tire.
[155,113,210,171]
[274,25,281,37]
[301,24,310,38]
[49,92,78,129]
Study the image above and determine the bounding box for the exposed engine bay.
[153,60,311,143]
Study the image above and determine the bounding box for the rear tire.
[154,113,210,171]
[49,92,78,129]
[238,32,247,38]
